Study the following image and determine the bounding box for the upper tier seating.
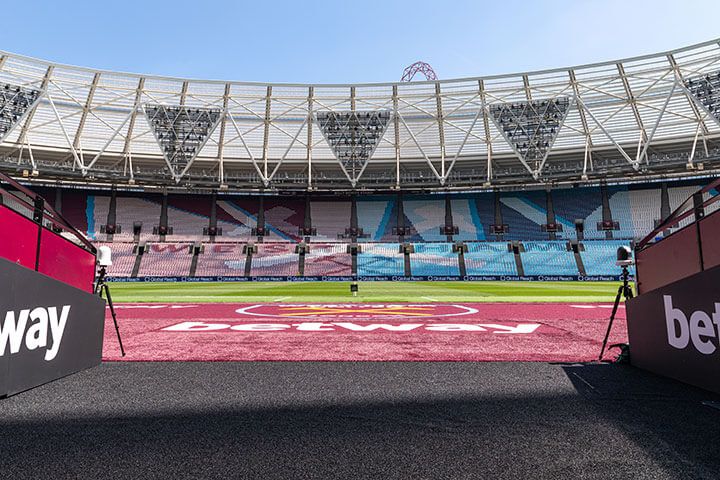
[165,204,210,242]
[669,185,702,231]
[551,186,603,240]
[410,243,460,276]
[521,241,578,276]
[263,197,305,241]
[451,198,487,241]
[303,243,352,276]
[627,188,662,240]
[464,242,517,275]
[1,189,34,219]
[357,243,404,276]
[357,198,396,242]
[56,189,90,236]
[403,197,446,241]
[215,200,256,241]
[705,186,720,216]
[50,177,715,247]
[311,201,350,242]
[499,191,548,241]
[87,195,165,242]
[607,187,643,240]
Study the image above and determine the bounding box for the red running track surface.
[102,303,627,362]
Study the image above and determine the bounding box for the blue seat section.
[499,191,547,241]
[357,243,404,276]
[464,242,518,275]
[410,243,460,276]
[473,194,496,239]
[551,186,603,240]
[357,197,397,242]
[607,185,634,239]
[581,240,635,276]
[403,196,447,241]
[451,196,486,241]
[521,241,578,275]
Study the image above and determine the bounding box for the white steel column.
[435,82,446,180]
[478,80,493,184]
[307,86,314,189]
[392,85,400,189]
[72,72,101,159]
[569,69,593,177]
[617,62,648,159]
[216,83,231,185]
[122,77,146,181]
[16,65,53,153]
[261,85,272,183]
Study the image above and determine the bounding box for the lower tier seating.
[304,244,352,276]
[521,241,578,276]
[410,243,460,276]
[98,240,642,278]
[581,240,635,276]
[464,242,517,276]
[137,243,193,277]
[250,243,299,276]
[195,244,246,276]
[96,242,136,277]
[357,243,404,276]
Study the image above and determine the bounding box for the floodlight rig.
[401,62,438,82]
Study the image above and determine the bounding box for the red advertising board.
[1,202,95,293]
[699,211,720,270]
[37,228,96,293]
[0,205,39,270]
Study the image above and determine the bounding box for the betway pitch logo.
[0,306,70,361]
[162,322,540,334]
[664,296,719,355]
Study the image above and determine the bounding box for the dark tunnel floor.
[1,362,719,479]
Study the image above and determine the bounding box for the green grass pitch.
[107,281,629,304]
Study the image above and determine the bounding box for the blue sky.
[3,0,720,83]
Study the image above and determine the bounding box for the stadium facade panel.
[0,39,720,191]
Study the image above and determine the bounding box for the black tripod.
[598,264,633,361]
[95,266,125,357]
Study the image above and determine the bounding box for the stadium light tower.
[401,62,438,81]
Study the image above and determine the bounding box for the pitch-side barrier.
[627,177,720,394]
[0,172,104,397]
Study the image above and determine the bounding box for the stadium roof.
[1,38,720,192]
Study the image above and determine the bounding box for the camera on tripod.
[599,245,634,361]
[95,246,125,356]
[97,245,112,268]
[616,246,634,267]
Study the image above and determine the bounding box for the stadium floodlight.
[489,98,571,179]
[0,83,42,144]
[316,111,391,187]
[684,70,720,124]
[144,105,223,182]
